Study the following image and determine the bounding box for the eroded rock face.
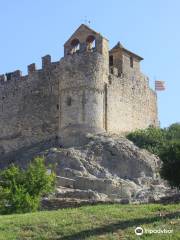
[40,133,170,204]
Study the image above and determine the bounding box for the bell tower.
[58,24,109,146]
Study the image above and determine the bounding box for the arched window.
[70,38,80,54]
[86,35,96,51]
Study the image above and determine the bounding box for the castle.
[0,24,158,159]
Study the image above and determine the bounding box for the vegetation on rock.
[127,123,180,189]
[160,141,180,189]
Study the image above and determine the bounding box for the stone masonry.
[0,24,158,161]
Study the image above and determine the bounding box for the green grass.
[0,204,179,240]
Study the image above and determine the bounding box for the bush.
[127,126,167,155]
[0,157,55,214]
[127,123,180,189]
[160,140,180,189]
[165,123,180,141]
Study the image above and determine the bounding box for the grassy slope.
[0,204,179,240]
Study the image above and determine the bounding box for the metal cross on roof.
[84,16,91,25]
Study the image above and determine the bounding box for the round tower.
[57,24,109,146]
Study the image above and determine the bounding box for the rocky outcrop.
[38,133,171,205]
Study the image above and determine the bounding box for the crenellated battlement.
[0,70,22,83]
[28,63,36,75]
[0,54,60,87]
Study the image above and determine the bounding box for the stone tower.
[57,24,109,146]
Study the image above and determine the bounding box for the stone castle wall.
[0,57,59,160]
[0,25,158,160]
[107,72,158,133]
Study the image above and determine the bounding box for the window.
[130,56,133,68]
[66,96,72,106]
[70,38,80,54]
[109,55,113,66]
[86,35,96,51]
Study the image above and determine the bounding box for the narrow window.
[109,55,113,66]
[130,56,133,68]
[56,104,59,110]
[66,96,72,106]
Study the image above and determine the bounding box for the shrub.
[160,140,180,189]
[0,157,55,214]
[165,122,180,141]
[127,126,167,155]
[126,123,180,189]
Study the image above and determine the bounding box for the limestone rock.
[39,133,171,204]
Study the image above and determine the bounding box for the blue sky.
[0,0,179,127]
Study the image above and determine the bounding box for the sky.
[0,0,179,127]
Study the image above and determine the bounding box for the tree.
[160,141,180,189]
[126,123,180,189]
[126,126,167,155]
[165,123,180,141]
[0,157,56,214]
